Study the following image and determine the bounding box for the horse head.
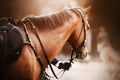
[68,8,90,60]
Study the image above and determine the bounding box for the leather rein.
[21,18,59,79]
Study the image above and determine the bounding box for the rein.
[21,18,59,79]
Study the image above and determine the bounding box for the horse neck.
[33,16,80,64]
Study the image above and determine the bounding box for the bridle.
[68,8,88,62]
[18,8,88,79]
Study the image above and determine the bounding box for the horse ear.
[83,5,91,30]
[83,5,91,16]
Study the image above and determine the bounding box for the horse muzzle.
[75,49,87,59]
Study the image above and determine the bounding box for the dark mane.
[25,8,81,29]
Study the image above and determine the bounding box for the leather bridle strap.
[69,8,87,52]
[76,8,87,50]
[24,18,59,79]
[68,8,87,61]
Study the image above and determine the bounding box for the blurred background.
[0,0,120,80]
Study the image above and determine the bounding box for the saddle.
[0,17,23,64]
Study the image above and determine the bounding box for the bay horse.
[0,8,90,80]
